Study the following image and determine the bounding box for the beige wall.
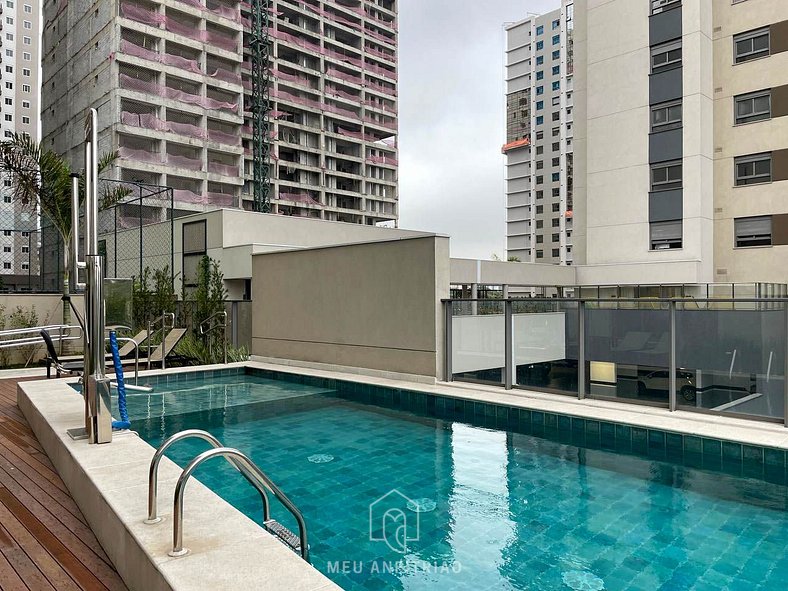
[251,236,450,379]
[712,0,788,283]
[450,258,577,286]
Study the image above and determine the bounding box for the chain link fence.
[0,179,175,293]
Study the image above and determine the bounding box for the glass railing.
[444,297,788,425]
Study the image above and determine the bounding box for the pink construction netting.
[119,74,239,113]
[167,153,203,171]
[207,128,241,145]
[208,161,240,177]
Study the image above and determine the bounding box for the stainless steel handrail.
[0,324,83,349]
[146,429,271,525]
[198,311,228,364]
[168,447,309,561]
[147,312,176,371]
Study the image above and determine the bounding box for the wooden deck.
[0,378,127,591]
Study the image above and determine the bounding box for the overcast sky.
[397,0,560,260]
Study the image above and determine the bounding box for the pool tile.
[702,439,722,458]
[743,445,764,464]
[648,430,666,453]
[722,442,742,463]
[764,448,785,468]
[684,436,702,455]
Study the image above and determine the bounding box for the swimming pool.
[126,369,788,591]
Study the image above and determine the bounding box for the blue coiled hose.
[109,330,131,430]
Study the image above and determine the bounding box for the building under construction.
[41,0,398,225]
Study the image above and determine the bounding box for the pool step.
[264,519,302,553]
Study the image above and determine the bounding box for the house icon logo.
[369,489,419,554]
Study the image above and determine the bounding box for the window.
[3,263,10,270]
[651,161,682,191]
[552,81,560,91]
[651,0,681,14]
[23,52,30,61]
[536,55,544,66]
[552,127,560,137]
[5,50,12,57]
[536,145,544,155]
[552,173,560,182]
[552,112,560,121]
[21,263,28,271]
[23,36,30,45]
[552,249,560,258]
[22,101,29,109]
[2,247,9,253]
[536,205,544,214]
[552,188,560,197]
[5,66,12,73]
[21,246,29,254]
[5,82,12,90]
[552,35,560,45]
[734,90,770,124]
[552,233,560,242]
[536,235,543,243]
[552,66,560,75]
[552,19,560,30]
[536,86,544,95]
[536,71,544,81]
[21,231,28,237]
[735,153,771,186]
[24,3,31,13]
[536,250,544,259]
[4,115,11,122]
[536,101,544,110]
[735,216,771,247]
[6,17,12,24]
[183,220,207,286]
[552,218,560,227]
[6,1,13,7]
[536,131,544,140]
[22,69,30,77]
[651,100,682,132]
[536,190,543,199]
[536,220,543,229]
[23,20,31,29]
[3,196,10,204]
[651,39,682,73]
[5,33,12,41]
[21,116,29,124]
[552,142,560,151]
[2,231,10,236]
[734,28,769,64]
[536,176,543,185]
[536,25,544,35]
[536,41,544,51]
[536,160,544,170]
[552,96,560,106]
[22,85,30,93]
[552,157,560,167]
[4,98,10,106]
[536,116,544,125]
[552,50,560,60]
[650,220,682,250]
[552,202,560,212]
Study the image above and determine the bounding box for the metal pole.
[504,299,513,390]
[784,305,788,427]
[114,204,118,278]
[161,310,166,370]
[139,186,143,281]
[578,300,586,399]
[669,300,677,412]
[444,301,453,382]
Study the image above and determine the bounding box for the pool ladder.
[145,429,309,561]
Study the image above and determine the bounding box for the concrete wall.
[251,236,450,379]
[450,258,577,286]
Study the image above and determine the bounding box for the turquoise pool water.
[129,373,788,591]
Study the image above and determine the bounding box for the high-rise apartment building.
[42,0,397,225]
[567,0,788,285]
[504,1,574,265]
[0,0,40,283]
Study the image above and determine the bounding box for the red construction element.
[501,137,530,153]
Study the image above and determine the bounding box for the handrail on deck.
[146,429,271,525]
[198,311,227,364]
[169,447,309,561]
[147,312,176,370]
[0,324,83,350]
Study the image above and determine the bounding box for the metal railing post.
[669,300,677,412]
[578,300,586,399]
[161,311,166,370]
[784,305,788,427]
[505,299,513,390]
[444,301,452,382]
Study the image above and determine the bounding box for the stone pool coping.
[17,367,341,591]
[245,357,788,451]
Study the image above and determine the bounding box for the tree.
[0,133,129,329]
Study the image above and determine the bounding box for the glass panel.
[753,34,769,52]
[676,302,785,421]
[585,301,670,405]
[512,300,578,395]
[451,300,505,384]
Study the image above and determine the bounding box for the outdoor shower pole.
[76,108,112,444]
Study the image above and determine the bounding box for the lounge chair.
[41,330,85,378]
[59,328,149,364]
[139,328,189,369]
